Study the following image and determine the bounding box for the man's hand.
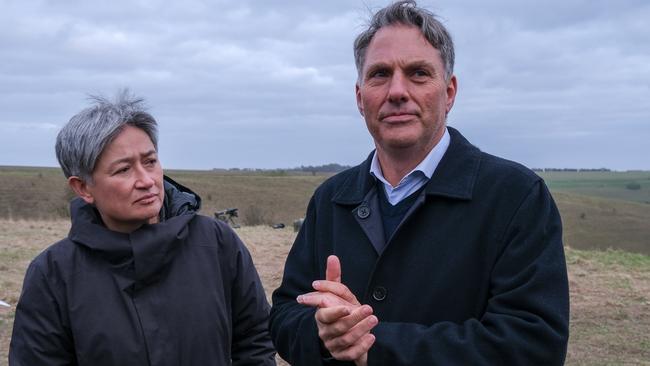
[296,255,377,365]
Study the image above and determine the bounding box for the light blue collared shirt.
[370,128,450,205]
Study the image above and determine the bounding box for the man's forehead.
[369,24,434,49]
[363,25,442,65]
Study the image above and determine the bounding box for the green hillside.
[540,170,650,204]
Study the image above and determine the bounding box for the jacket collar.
[160,175,202,220]
[332,126,481,205]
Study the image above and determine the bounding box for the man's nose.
[387,72,409,104]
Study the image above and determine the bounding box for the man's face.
[356,25,457,156]
[80,125,164,233]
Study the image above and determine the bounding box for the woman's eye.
[115,167,129,175]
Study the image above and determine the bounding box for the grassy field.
[540,170,650,204]
[1,221,648,365]
[0,166,327,225]
[1,167,649,363]
[163,169,327,226]
[0,167,72,220]
[1,167,648,254]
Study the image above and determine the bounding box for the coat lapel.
[352,186,386,255]
[331,127,482,254]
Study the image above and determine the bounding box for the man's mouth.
[380,112,417,123]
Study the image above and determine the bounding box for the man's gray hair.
[55,89,158,182]
[353,0,455,82]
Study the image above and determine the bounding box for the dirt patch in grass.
[565,249,650,365]
[1,220,648,365]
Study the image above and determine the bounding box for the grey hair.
[55,89,158,182]
[353,0,455,82]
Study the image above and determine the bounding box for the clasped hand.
[297,255,377,365]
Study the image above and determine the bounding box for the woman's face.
[77,125,164,233]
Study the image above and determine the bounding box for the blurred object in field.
[214,208,240,228]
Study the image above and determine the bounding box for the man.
[270,1,569,365]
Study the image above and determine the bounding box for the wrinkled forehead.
[363,25,443,69]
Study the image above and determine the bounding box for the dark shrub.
[625,182,641,190]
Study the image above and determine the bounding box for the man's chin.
[380,137,420,151]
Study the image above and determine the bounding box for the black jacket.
[10,177,276,366]
[270,127,569,365]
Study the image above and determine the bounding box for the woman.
[9,91,276,365]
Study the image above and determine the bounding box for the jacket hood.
[160,175,201,220]
[67,175,201,290]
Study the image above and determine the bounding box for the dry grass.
[0,167,71,220]
[0,167,328,226]
[565,249,650,365]
[3,167,650,256]
[0,220,70,361]
[1,168,649,364]
[164,170,328,226]
[1,220,649,364]
[234,226,295,302]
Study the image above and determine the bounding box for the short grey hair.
[55,89,158,182]
[353,0,455,82]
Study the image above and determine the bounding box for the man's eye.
[369,69,388,78]
[413,69,429,77]
[145,159,157,166]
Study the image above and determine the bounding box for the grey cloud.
[0,0,648,170]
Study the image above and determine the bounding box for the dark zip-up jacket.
[10,177,276,366]
[270,127,569,365]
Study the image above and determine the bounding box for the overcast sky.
[1,0,648,171]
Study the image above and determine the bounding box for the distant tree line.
[290,163,352,173]
[221,163,352,174]
[532,168,611,172]
[221,166,619,174]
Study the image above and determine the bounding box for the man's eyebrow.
[406,60,435,68]
[366,61,389,70]
[364,59,436,74]
[364,62,391,76]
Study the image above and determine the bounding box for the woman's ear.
[67,176,95,204]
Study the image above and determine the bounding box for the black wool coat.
[270,127,569,365]
[10,177,276,366]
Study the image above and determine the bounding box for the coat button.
[372,286,387,301]
[357,205,370,219]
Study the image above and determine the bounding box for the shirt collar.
[370,127,451,188]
